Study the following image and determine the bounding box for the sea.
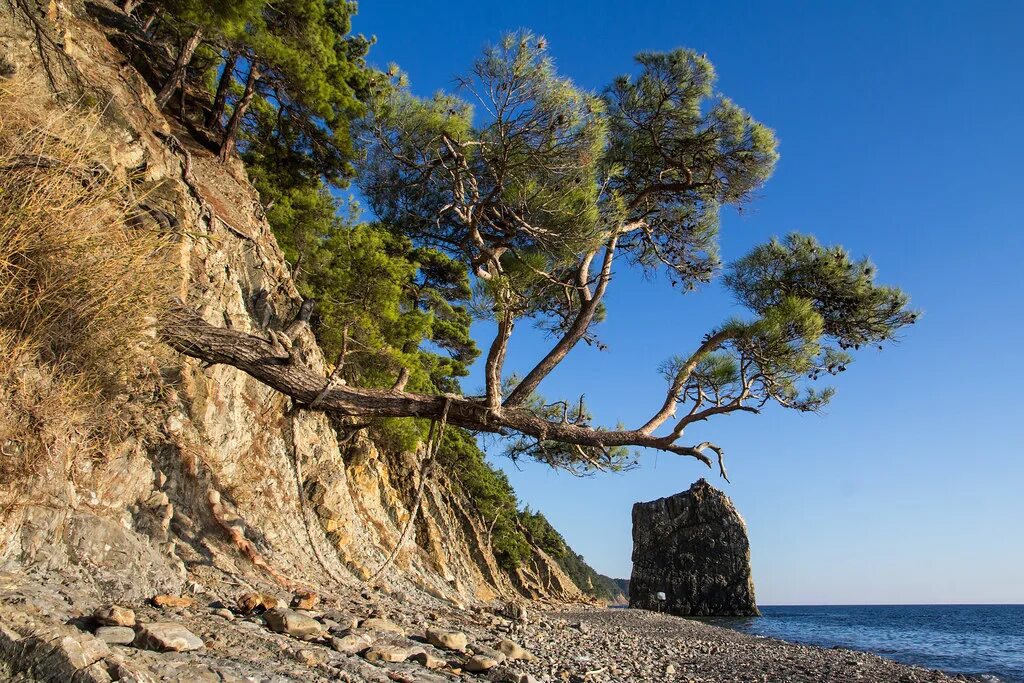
[704,604,1024,682]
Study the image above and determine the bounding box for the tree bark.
[142,7,161,32]
[205,50,238,129]
[122,0,140,15]
[484,288,515,409]
[503,237,618,407]
[639,328,738,435]
[155,25,204,109]
[160,304,719,468]
[218,62,259,161]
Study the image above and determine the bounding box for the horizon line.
[754,602,1024,607]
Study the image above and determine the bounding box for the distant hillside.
[516,510,628,604]
[550,554,624,604]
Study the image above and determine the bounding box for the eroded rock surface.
[0,0,582,620]
[630,479,758,616]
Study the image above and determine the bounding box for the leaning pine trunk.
[218,62,259,161]
[155,25,203,109]
[142,7,162,32]
[205,51,238,129]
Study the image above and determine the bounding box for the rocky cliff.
[0,0,581,626]
[629,479,758,617]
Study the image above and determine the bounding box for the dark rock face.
[629,479,758,616]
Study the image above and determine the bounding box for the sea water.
[706,604,1024,682]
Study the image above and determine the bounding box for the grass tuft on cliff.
[0,77,170,487]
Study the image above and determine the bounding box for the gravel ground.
[508,606,976,683]
[0,574,981,682]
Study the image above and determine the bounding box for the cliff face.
[0,0,580,613]
[629,479,758,617]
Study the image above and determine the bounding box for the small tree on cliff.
[219,0,374,165]
[152,0,263,110]
[165,33,917,479]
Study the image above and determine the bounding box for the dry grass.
[0,77,171,487]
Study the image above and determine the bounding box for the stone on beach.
[94,605,135,627]
[410,649,445,668]
[426,627,467,651]
[496,638,532,660]
[94,625,135,645]
[363,644,410,663]
[238,592,282,614]
[359,616,405,634]
[263,608,323,638]
[151,594,195,609]
[470,643,507,663]
[464,653,500,672]
[290,590,319,610]
[134,622,205,651]
[331,632,373,654]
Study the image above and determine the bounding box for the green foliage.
[721,234,917,410]
[554,550,624,602]
[435,428,530,569]
[241,0,376,187]
[603,49,779,288]
[249,179,478,451]
[726,233,917,349]
[360,35,778,311]
[159,0,265,42]
[435,428,622,596]
[519,508,566,557]
[156,0,378,187]
[658,233,918,418]
[246,158,478,407]
[361,32,607,268]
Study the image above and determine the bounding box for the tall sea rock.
[629,479,758,616]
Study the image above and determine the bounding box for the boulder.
[629,478,758,616]
[151,595,194,609]
[359,616,404,635]
[330,633,373,654]
[264,608,323,638]
[134,622,205,652]
[95,626,135,645]
[410,649,445,669]
[322,610,359,631]
[238,592,281,614]
[290,590,319,610]
[465,654,500,673]
[363,644,410,663]
[495,638,532,661]
[425,628,467,651]
[469,644,506,664]
[94,605,135,627]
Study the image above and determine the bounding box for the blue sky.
[353,1,1024,604]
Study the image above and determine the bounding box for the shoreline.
[516,606,981,682]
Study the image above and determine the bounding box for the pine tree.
[152,0,263,110]
[167,33,918,480]
[218,0,375,179]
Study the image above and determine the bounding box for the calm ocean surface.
[704,605,1024,682]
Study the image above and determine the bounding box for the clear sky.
[353,0,1024,604]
